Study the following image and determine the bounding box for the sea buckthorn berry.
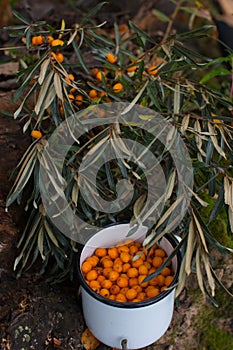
[138,275,148,288]
[120,287,129,295]
[47,35,54,43]
[127,267,138,278]
[128,278,138,288]
[89,280,101,292]
[132,285,142,294]
[96,71,105,81]
[31,35,43,46]
[165,275,174,287]
[75,94,83,106]
[113,263,123,273]
[81,261,92,274]
[86,256,99,267]
[117,245,129,254]
[108,247,118,260]
[97,275,105,284]
[109,295,116,301]
[127,64,138,72]
[100,288,110,298]
[152,256,163,268]
[148,66,158,76]
[106,53,117,64]
[51,52,64,63]
[109,270,119,282]
[113,82,123,93]
[156,274,165,287]
[146,286,159,298]
[103,267,112,278]
[86,269,98,281]
[92,68,99,76]
[101,279,112,290]
[110,284,120,295]
[132,257,143,268]
[138,264,148,275]
[155,248,166,258]
[120,252,131,263]
[161,267,171,276]
[137,292,146,300]
[129,245,138,255]
[31,130,42,139]
[89,89,98,98]
[161,286,167,293]
[117,276,129,288]
[126,288,137,301]
[115,293,127,302]
[114,257,123,265]
[65,73,75,83]
[68,94,75,101]
[102,259,113,268]
[51,39,64,47]
[95,247,107,257]
[122,263,131,273]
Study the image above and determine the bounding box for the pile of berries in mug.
[81,239,175,303]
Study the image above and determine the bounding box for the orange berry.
[103,267,112,278]
[31,35,43,46]
[155,248,166,258]
[122,263,131,273]
[109,270,119,282]
[126,288,137,301]
[101,279,112,289]
[95,247,107,257]
[102,259,113,268]
[31,130,42,139]
[108,247,118,260]
[117,245,129,253]
[148,66,158,76]
[127,64,138,72]
[114,257,123,265]
[113,263,123,273]
[99,288,110,298]
[161,286,167,293]
[132,258,143,268]
[138,275,148,288]
[152,256,163,268]
[137,292,146,301]
[144,261,151,270]
[120,287,129,295]
[65,73,75,83]
[113,82,123,93]
[89,280,101,292]
[117,276,129,288]
[115,293,127,302]
[109,295,116,301]
[68,94,75,101]
[86,269,98,281]
[127,267,138,278]
[47,35,54,43]
[106,52,117,64]
[97,275,105,284]
[81,261,92,274]
[96,71,105,81]
[129,245,138,255]
[156,274,165,287]
[110,284,120,295]
[75,94,83,106]
[161,267,171,276]
[132,285,142,294]
[86,256,99,267]
[120,252,131,263]
[165,275,174,287]
[128,278,138,288]
[146,286,159,298]
[89,89,98,98]
[99,91,107,98]
[51,39,64,47]
[92,68,99,76]
[138,264,148,275]
[55,52,64,63]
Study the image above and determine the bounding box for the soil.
[0,1,233,350]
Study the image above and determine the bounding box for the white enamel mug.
[77,223,181,349]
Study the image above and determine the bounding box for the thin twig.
[161,0,184,44]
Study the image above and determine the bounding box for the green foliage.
[4,1,233,299]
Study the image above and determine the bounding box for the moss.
[197,289,233,350]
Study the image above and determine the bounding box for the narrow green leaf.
[72,40,90,74]
[200,68,230,84]
[80,2,108,25]
[128,21,156,44]
[152,9,170,22]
